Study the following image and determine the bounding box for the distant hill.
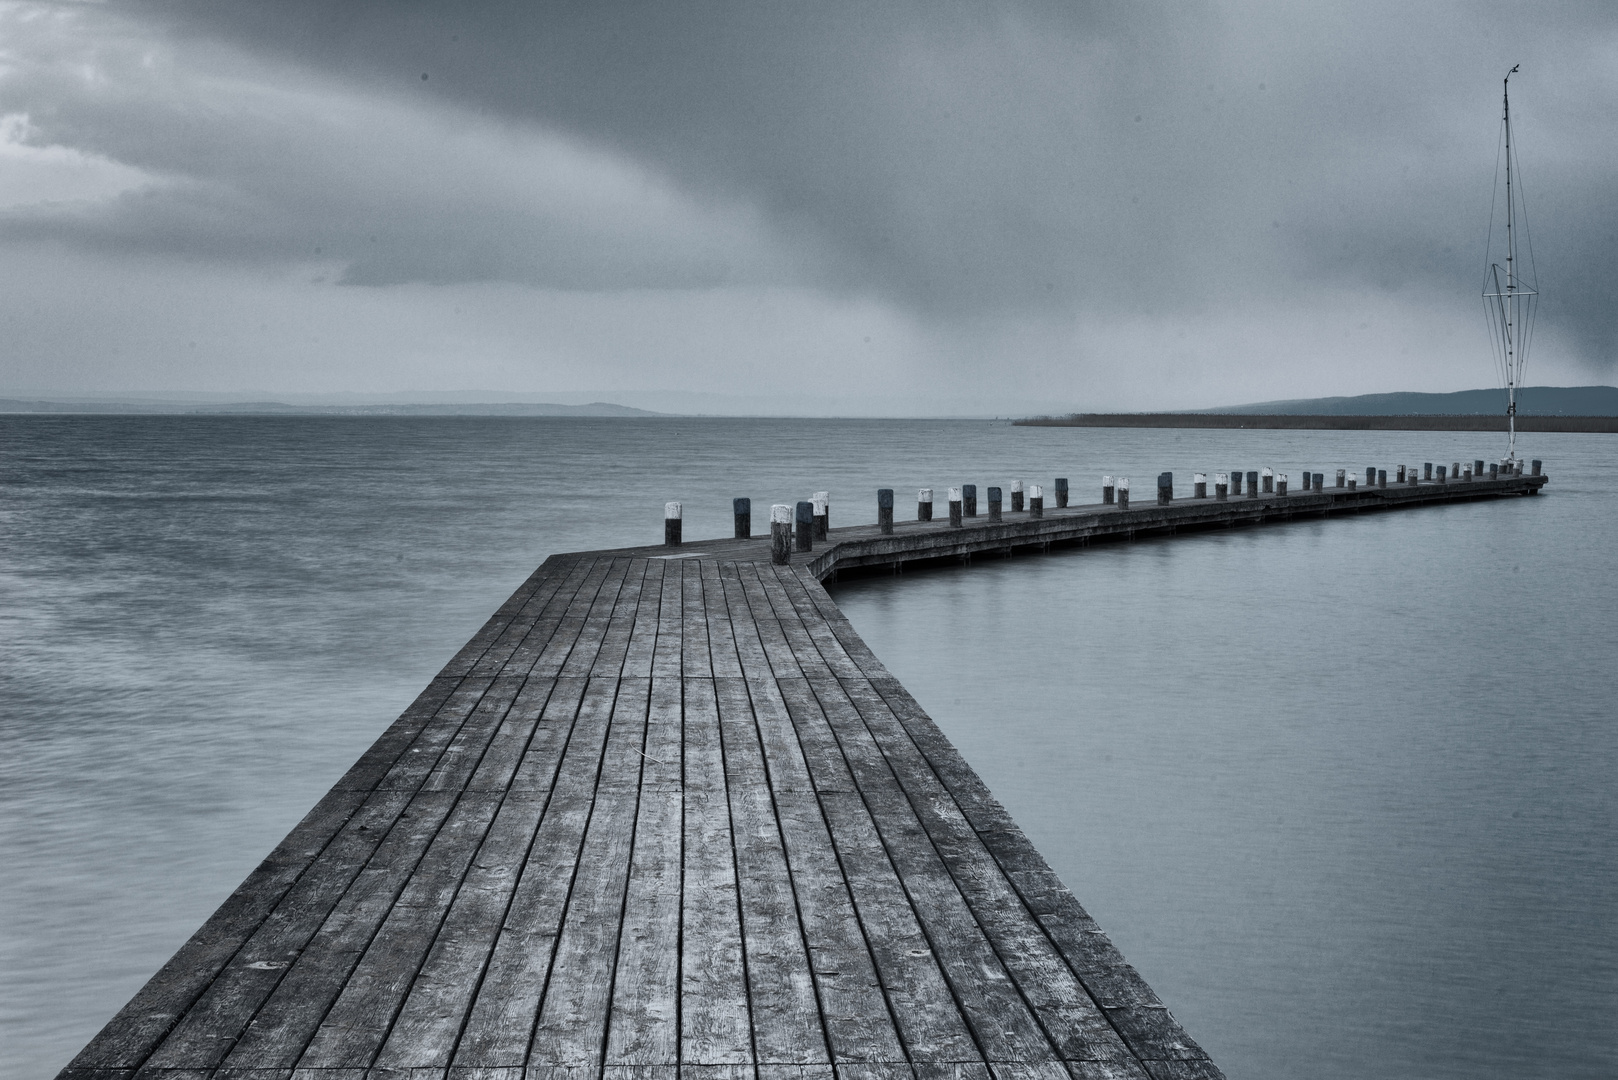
[1202,386,1618,416]
[0,399,662,417]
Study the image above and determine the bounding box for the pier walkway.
[61,469,1548,1080]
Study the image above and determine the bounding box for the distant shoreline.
[1015,413,1618,432]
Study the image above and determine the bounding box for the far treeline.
[1018,385,1618,431]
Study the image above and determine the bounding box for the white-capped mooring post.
[1214,472,1229,501]
[1102,475,1115,504]
[1029,484,1044,517]
[948,487,963,527]
[1117,477,1130,510]
[812,492,830,539]
[664,502,682,547]
[917,488,933,522]
[770,504,792,565]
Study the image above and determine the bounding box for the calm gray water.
[1,416,1612,1080]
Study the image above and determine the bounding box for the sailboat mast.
[1504,67,1517,460]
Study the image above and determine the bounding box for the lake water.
[1,416,1612,1080]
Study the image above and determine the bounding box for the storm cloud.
[1,1,1614,411]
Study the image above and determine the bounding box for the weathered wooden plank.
[790,566,892,680]
[769,789,904,1064]
[735,563,803,679]
[771,679,856,797]
[678,678,750,1066]
[295,789,506,1068]
[682,560,714,678]
[651,556,686,679]
[509,556,613,678]
[699,559,743,679]
[768,567,865,682]
[591,560,651,680]
[637,676,683,795]
[753,564,838,680]
[605,787,683,1067]
[215,789,462,1068]
[716,561,773,682]
[597,677,654,792]
[371,788,552,1069]
[527,677,649,1068]
[832,680,1132,1065]
[139,788,412,1070]
[71,787,368,1070]
[800,681,1061,1065]
[420,676,527,793]
[440,555,574,678]
[861,681,1211,1069]
[509,677,589,792]
[377,678,497,793]
[560,557,635,679]
[333,676,464,793]
[468,554,594,679]
[533,556,628,679]
[452,677,618,1067]
[622,559,666,678]
[465,677,557,793]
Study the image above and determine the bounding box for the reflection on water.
[2,416,1612,1079]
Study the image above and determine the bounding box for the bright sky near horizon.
[2,1,1615,414]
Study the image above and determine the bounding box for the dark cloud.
[2,0,1615,400]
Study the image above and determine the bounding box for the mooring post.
[1378,469,1387,488]
[1451,461,1461,482]
[1194,472,1208,499]
[917,488,933,522]
[1301,471,1311,491]
[1424,462,1433,480]
[1489,462,1499,479]
[1117,477,1130,509]
[1475,459,1485,478]
[948,486,963,527]
[1348,474,1357,489]
[664,502,682,547]
[1437,465,1447,483]
[770,504,792,564]
[733,497,752,539]
[795,501,814,552]
[1314,472,1324,491]
[1029,484,1045,517]
[1364,467,1374,487]
[1232,471,1243,496]
[1102,475,1115,504]
[1215,472,1229,500]
[1247,471,1260,498]
[1463,465,1473,481]
[813,491,830,537]
[1055,477,1069,508]
[1532,459,1542,476]
[1157,472,1173,505]
[988,486,1003,521]
[1011,480,1024,513]
[1278,473,1289,496]
[1407,466,1418,487]
[1396,465,1406,483]
[1262,468,1274,494]
[963,483,978,517]
[1335,469,1346,488]
[877,488,894,534]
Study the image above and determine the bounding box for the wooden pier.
[59,467,1548,1080]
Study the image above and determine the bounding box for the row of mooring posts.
[661,458,1544,561]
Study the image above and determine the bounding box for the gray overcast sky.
[1,0,1614,413]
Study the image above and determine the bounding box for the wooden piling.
[795,500,814,551]
[1215,472,1229,500]
[1117,477,1130,509]
[664,501,682,547]
[1157,472,1174,505]
[963,482,978,516]
[988,485,1003,521]
[1011,480,1024,513]
[1261,468,1273,494]
[1247,471,1259,499]
[770,502,792,563]
[813,491,830,538]
[1102,475,1115,504]
[1277,473,1289,496]
[1055,477,1069,508]
[877,487,894,534]
[1194,472,1208,499]
[1029,483,1044,517]
[733,496,752,539]
[948,486,964,527]
[917,487,934,522]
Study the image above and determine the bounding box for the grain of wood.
[561,558,635,679]
[622,560,666,679]
[470,555,595,679]
[593,560,652,679]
